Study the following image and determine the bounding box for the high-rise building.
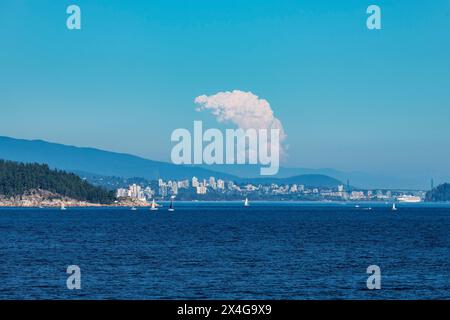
[144,187,154,199]
[116,188,128,198]
[129,184,141,198]
[171,183,178,195]
[217,179,225,190]
[196,185,207,194]
[209,177,216,189]
[192,176,199,188]
[159,185,168,197]
[178,179,189,188]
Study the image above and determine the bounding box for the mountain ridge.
[0,136,343,187]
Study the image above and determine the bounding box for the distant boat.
[60,204,67,211]
[392,203,398,211]
[244,198,249,207]
[131,206,137,211]
[355,205,360,208]
[150,199,158,211]
[168,196,175,212]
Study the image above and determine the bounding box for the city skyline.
[114,175,425,202]
[1,1,449,179]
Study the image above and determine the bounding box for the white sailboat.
[244,198,249,207]
[150,199,158,211]
[168,196,175,212]
[392,203,398,211]
[131,206,137,211]
[60,204,67,211]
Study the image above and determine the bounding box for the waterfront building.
[217,179,225,190]
[209,177,217,189]
[178,179,190,189]
[159,185,168,197]
[171,183,178,195]
[192,176,199,188]
[116,188,128,198]
[196,185,207,194]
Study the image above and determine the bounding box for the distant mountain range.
[1,135,443,189]
[0,136,233,180]
[0,136,342,188]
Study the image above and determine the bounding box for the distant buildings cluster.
[191,176,226,194]
[116,184,153,202]
[115,176,425,202]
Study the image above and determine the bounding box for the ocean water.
[0,202,449,300]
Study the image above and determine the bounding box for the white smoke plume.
[194,90,287,157]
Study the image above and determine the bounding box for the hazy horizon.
[1,134,448,190]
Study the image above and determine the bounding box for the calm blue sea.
[0,202,449,300]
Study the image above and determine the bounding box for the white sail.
[150,199,158,211]
[244,198,249,206]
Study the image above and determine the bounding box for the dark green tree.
[0,159,115,204]
[425,183,450,202]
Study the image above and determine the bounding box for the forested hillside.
[0,159,115,204]
[426,183,450,202]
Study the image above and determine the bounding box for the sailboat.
[131,206,137,211]
[150,199,158,211]
[60,204,67,211]
[392,203,398,211]
[244,198,249,207]
[168,196,175,212]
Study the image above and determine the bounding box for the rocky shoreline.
[0,189,149,208]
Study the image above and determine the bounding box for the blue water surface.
[0,202,449,299]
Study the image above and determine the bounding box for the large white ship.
[397,195,422,203]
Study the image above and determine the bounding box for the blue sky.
[0,0,449,178]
